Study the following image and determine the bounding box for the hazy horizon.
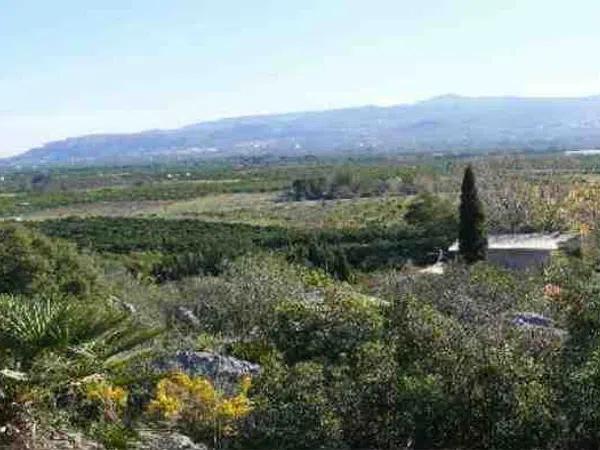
[13,92,600,153]
[3,0,600,156]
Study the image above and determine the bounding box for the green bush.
[245,359,344,450]
[0,223,102,299]
[288,240,353,281]
[151,250,227,282]
[327,341,402,449]
[404,191,456,231]
[269,289,384,365]
[34,214,457,277]
[168,255,306,339]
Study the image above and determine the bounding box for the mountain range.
[7,94,600,166]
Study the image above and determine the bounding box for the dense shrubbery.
[178,256,600,450]
[246,360,344,450]
[288,239,353,281]
[9,157,600,449]
[0,224,161,449]
[288,166,418,201]
[157,254,563,449]
[0,177,288,216]
[32,217,281,254]
[0,223,103,299]
[148,372,253,446]
[33,214,456,282]
[269,289,384,365]
[7,214,600,449]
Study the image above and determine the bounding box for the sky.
[2,0,600,156]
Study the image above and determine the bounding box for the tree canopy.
[458,165,488,264]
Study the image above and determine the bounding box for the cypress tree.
[458,165,487,263]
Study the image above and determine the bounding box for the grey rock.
[174,306,201,328]
[134,431,207,450]
[511,312,554,328]
[302,290,324,303]
[119,301,136,314]
[510,312,567,337]
[8,430,105,449]
[109,296,136,314]
[154,351,260,390]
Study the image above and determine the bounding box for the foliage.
[8,155,600,449]
[384,282,561,449]
[404,192,458,247]
[148,372,253,446]
[288,166,419,201]
[0,177,287,217]
[30,172,52,193]
[288,239,353,281]
[34,215,456,279]
[0,294,159,371]
[481,176,569,233]
[269,289,384,365]
[0,266,159,448]
[83,376,129,421]
[0,223,102,299]
[87,421,138,450]
[290,177,328,200]
[168,255,306,340]
[151,250,228,282]
[244,360,344,450]
[0,225,157,448]
[459,165,488,264]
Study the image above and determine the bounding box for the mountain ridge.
[7,94,600,166]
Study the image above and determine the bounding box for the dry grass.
[158,193,410,229]
[21,192,411,229]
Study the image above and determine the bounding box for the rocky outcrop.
[109,295,137,315]
[510,312,567,337]
[153,351,260,390]
[173,307,201,328]
[7,429,105,450]
[133,431,207,450]
[511,312,555,329]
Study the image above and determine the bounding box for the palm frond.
[0,294,161,378]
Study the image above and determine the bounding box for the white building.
[448,233,580,269]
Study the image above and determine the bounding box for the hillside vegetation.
[3,154,600,449]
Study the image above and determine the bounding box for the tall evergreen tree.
[459,165,487,263]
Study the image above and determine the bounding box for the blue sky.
[2,0,600,156]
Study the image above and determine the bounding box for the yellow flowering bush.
[148,372,253,443]
[301,267,334,288]
[84,378,128,421]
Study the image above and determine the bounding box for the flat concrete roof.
[449,233,577,252]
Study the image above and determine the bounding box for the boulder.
[133,431,207,450]
[418,261,446,275]
[511,312,554,328]
[173,307,201,328]
[510,312,567,337]
[7,429,105,450]
[153,351,260,390]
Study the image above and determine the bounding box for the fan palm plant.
[0,294,160,448]
[0,294,161,379]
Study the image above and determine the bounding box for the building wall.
[487,249,552,270]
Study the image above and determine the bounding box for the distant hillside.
[8,94,600,165]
